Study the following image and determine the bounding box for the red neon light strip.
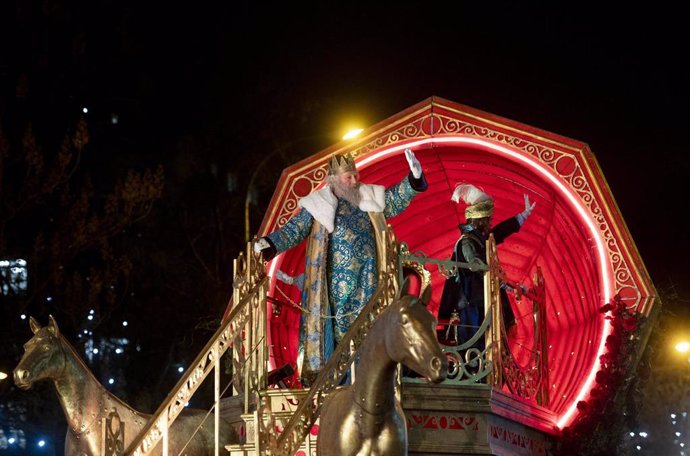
[358,136,613,428]
[268,135,614,427]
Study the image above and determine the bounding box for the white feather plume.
[451,184,492,205]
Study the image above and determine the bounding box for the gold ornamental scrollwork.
[273,116,429,232]
[499,265,549,405]
[273,109,640,311]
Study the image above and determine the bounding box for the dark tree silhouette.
[0,113,163,454]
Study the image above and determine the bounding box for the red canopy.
[244,97,656,428]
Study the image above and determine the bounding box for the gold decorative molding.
[268,107,644,311]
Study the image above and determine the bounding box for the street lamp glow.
[677,341,690,353]
[342,128,363,140]
[0,371,8,380]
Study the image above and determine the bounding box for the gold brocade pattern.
[265,225,400,456]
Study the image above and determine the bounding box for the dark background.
[0,1,687,454]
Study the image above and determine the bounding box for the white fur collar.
[298,184,386,233]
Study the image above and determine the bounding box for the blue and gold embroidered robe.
[267,176,421,382]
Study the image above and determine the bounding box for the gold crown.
[328,154,356,175]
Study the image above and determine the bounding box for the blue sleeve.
[266,208,314,254]
[383,174,423,219]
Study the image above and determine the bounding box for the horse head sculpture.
[14,315,237,456]
[14,315,64,389]
[317,280,447,456]
[383,282,447,383]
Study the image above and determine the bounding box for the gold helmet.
[451,183,494,219]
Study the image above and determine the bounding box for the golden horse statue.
[317,283,447,456]
[13,316,237,456]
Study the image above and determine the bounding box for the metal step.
[221,388,319,454]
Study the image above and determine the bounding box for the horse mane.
[56,331,146,416]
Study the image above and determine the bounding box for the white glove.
[516,194,536,226]
[254,237,270,253]
[404,148,422,179]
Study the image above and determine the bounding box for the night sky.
[1,1,689,453]
[210,3,680,300]
[23,0,683,296]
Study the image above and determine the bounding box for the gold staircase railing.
[124,241,268,456]
[402,234,549,405]
[125,227,549,456]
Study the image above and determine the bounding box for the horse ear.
[419,285,432,307]
[399,277,410,298]
[29,317,41,334]
[48,315,60,337]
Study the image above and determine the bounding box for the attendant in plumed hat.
[255,149,427,385]
[439,184,535,348]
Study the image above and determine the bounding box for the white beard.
[329,178,361,206]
